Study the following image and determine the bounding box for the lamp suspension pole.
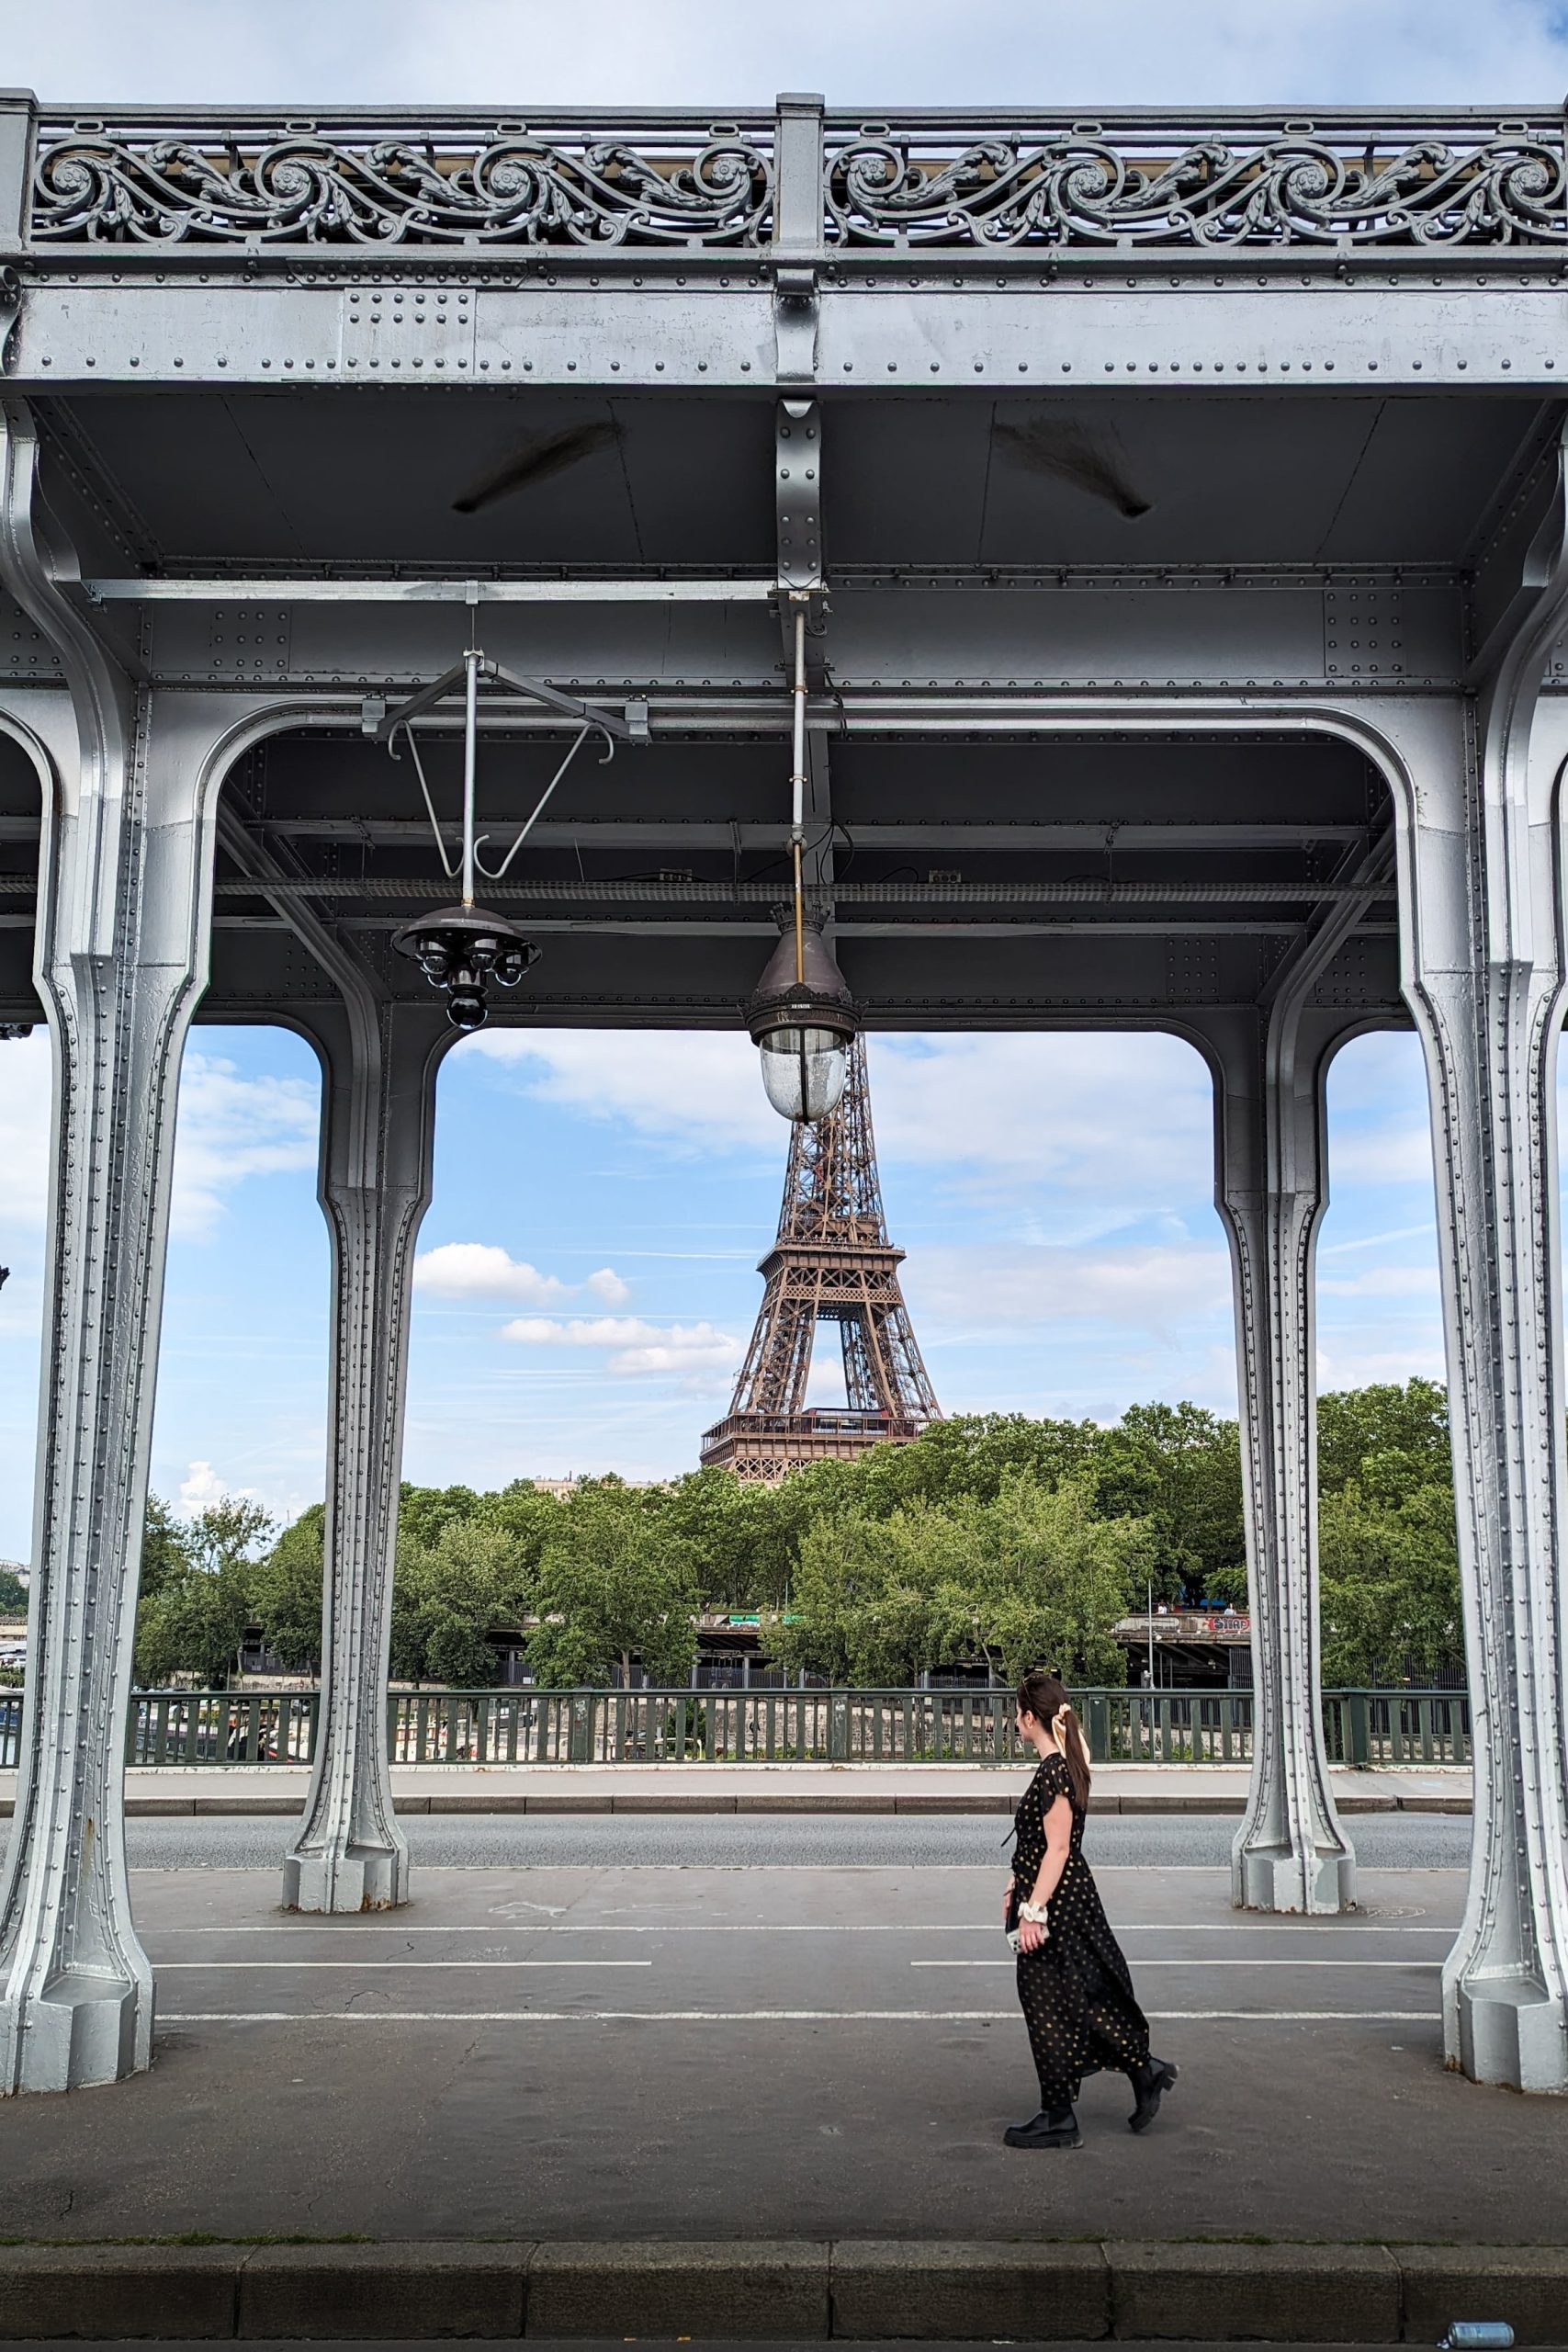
[790,601,807,985]
[460,645,479,910]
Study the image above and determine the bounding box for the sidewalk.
[0,1761,1474,1816]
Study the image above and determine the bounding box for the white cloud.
[6,0,1568,107]
[912,1240,1233,1340]
[0,1035,319,1253]
[177,1458,255,1511]
[413,1240,633,1310]
[461,1030,777,1158]
[1316,1343,1449,1391]
[171,1053,320,1239]
[585,1266,633,1306]
[501,1314,739,1378]
[414,1241,575,1307]
[462,1028,1214,1229]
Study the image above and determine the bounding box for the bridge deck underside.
[2,372,1546,1033]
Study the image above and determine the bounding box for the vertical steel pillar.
[1398,673,1568,2087]
[1204,1002,1358,1914]
[282,996,446,1912]
[0,403,217,2090]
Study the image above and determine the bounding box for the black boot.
[1127,2056,1179,2134]
[1003,2104,1082,2151]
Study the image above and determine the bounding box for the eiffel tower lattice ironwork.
[700,1036,941,1482]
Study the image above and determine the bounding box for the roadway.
[4,1814,1564,2252]
[96,1808,1475,1871]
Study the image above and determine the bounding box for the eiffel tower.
[700,1037,941,1482]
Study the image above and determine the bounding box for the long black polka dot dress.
[1010,1750,1151,2109]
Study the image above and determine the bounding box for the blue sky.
[0,1020,1452,1557]
[0,0,1554,1557]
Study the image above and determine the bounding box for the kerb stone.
[1398,2245,1568,2344]
[525,2239,829,2335]
[1107,2241,1401,2340]
[0,2245,241,2339]
[831,2239,1109,2338]
[237,2242,527,2338]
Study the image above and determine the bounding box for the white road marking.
[911,1958,1439,1970]
[147,1918,1453,1936]
[155,1959,651,1971]
[160,2007,1438,2025]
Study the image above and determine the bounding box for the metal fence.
[83,1686,1473,1771]
[23,104,1568,254]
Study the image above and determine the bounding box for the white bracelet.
[1019,1899,1049,1927]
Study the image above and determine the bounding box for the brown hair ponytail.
[1015,1668,1091,1810]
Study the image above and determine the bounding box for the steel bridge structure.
[0,91,1566,2094]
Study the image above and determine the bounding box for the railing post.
[0,91,36,254]
[1087,1691,1110,1762]
[829,1689,848,1762]
[772,91,824,256]
[1347,1691,1371,1770]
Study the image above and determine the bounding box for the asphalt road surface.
[8,1813,1557,2256]
[6,1818,1562,2252]
[4,1807,1472,1872]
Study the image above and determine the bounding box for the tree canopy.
[130,1378,1463,1689]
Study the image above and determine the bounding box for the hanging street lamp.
[378,643,632,1032]
[746,602,858,1121]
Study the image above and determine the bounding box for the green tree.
[1317,1378,1450,1498]
[656,1466,790,1611]
[527,1483,699,1687]
[390,1518,534,1687]
[134,1496,275,1687]
[1092,1401,1245,1605]
[0,1566,28,1614]
[1319,1477,1462,1686]
[773,1498,978,1685]
[966,1474,1150,1684]
[775,1474,1147,1689]
[250,1503,326,1673]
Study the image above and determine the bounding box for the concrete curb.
[0,2239,1558,2341]
[0,1790,1473,1818]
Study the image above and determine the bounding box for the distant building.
[1114,1609,1254,1690]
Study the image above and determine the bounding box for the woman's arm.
[1014,1794,1073,1951]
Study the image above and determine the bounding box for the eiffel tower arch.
[700,1038,941,1482]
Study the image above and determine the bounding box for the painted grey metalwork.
[18,106,1568,254]
[281,999,447,1913]
[29,118,773,248]
[1205,1002,1359,1913]
[114,1685,1473,1771]
[0,401,214,2092]
[0,77,1566,2091]
[823,119,1568,250]
[1389,431,1568,2095]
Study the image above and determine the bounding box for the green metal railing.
[109,1686,1473,1771]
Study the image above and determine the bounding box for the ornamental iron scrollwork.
[30,124,773,246]
[825,126,1568,248]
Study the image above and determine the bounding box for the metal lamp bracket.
[373,650,638,901]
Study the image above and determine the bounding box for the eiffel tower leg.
[1205,1004,1357,1916]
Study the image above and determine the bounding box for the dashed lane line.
[159,2007,1439,2025]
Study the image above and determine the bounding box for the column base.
[282,1837,410,1914]
[1449,1973,1568,2093]
[0,1971,152,2095]
[1232,1836,1358,1915]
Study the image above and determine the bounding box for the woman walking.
[1003,1668,1178,2150]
